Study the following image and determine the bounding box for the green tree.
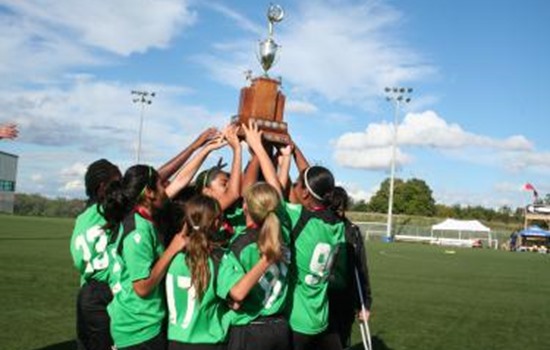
[401,178,436,216]
[367,178,435,216]
[350,199,369,212]
[14,193,85,218]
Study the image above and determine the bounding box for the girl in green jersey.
[194,125,244,244]
[226,183,292,350]
[194,125,242,212]
[288,164,346,350]
[102,165,188,350]
[166,194,279,350]
[222,121,294,350]
[71,159,121,350]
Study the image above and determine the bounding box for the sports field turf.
[1,214,549,350]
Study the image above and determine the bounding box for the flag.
[524,183,539,199]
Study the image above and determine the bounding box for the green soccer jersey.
[288,208,346,335]
[107,212,166,348]
[70,204,112,286]
[227,230,290,326]
[226,200,299,325]
[166,250,244,344]
[225,204,247,237]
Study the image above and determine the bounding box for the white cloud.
[0,0,196,85]
[205,2,263,35]
[335,110,533,151]
[198,0,436,107]
[435,188,520,210]
[0,11,101,85]
[337,182,376,203]
[278,1,435,105]
[1,77,225,155]
[2,76,229,197]
[30,174,43,182]
[286,100,318,114]
[2,0,196,56]
[503,151,550,173]
[60,179,84,193]
[333,110,538,171]
[334,147,411,171]
[494,182,524,194]
[60,163,87,178]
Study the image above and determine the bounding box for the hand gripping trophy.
[230,4,290,144]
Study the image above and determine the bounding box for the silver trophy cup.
[257,4,284,75]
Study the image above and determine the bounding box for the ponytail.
[100,179,129,234]
[244,183,283,261]
[329,186,349,218]
[258,211,282,262]
[182,194,221,300]
[100,164,159,235]
[185,227,210,300]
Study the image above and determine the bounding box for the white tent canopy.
[431,219,490,233]
[431,218,492,245]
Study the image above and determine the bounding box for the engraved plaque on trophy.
[230,4,290,144]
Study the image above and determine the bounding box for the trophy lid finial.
[267,4,284,23]
[267,4,284,37]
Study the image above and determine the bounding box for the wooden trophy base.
[232,76,290,144]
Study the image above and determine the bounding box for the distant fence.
[353,221,510,249]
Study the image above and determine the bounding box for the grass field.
[1,214,549,350]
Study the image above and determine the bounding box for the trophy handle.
[272,44,282,69]
[255,40,264,75]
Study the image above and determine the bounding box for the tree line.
[14,193,86,218]
[350,178,524,224]
[12,178,526,223]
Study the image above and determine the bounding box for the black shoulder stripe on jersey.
[290,208,342,244]
[229,228,259,258]
[211,247,226,294]
[290,209,312,244]
[211,247,225,276]
[313,209,341,225]
[116,214,137,255]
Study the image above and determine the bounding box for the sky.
[0,0,549,209]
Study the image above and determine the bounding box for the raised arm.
[165,135,226,199]
[216,125,242,210]
[242,121,281,196]
[241,153,260,195]
[277,145,292,192]
[292,141,310,174]
[157,127,218,181]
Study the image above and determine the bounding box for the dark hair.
[195,167,227,194]
[85,159,121,205]
[195,158,228,194]
[330,186,349,218]
[300,166,335,205]
[182,194,221,300]
[101,165,160,233]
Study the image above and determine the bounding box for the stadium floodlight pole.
[384,87,412,240]
[131,90,155,163]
